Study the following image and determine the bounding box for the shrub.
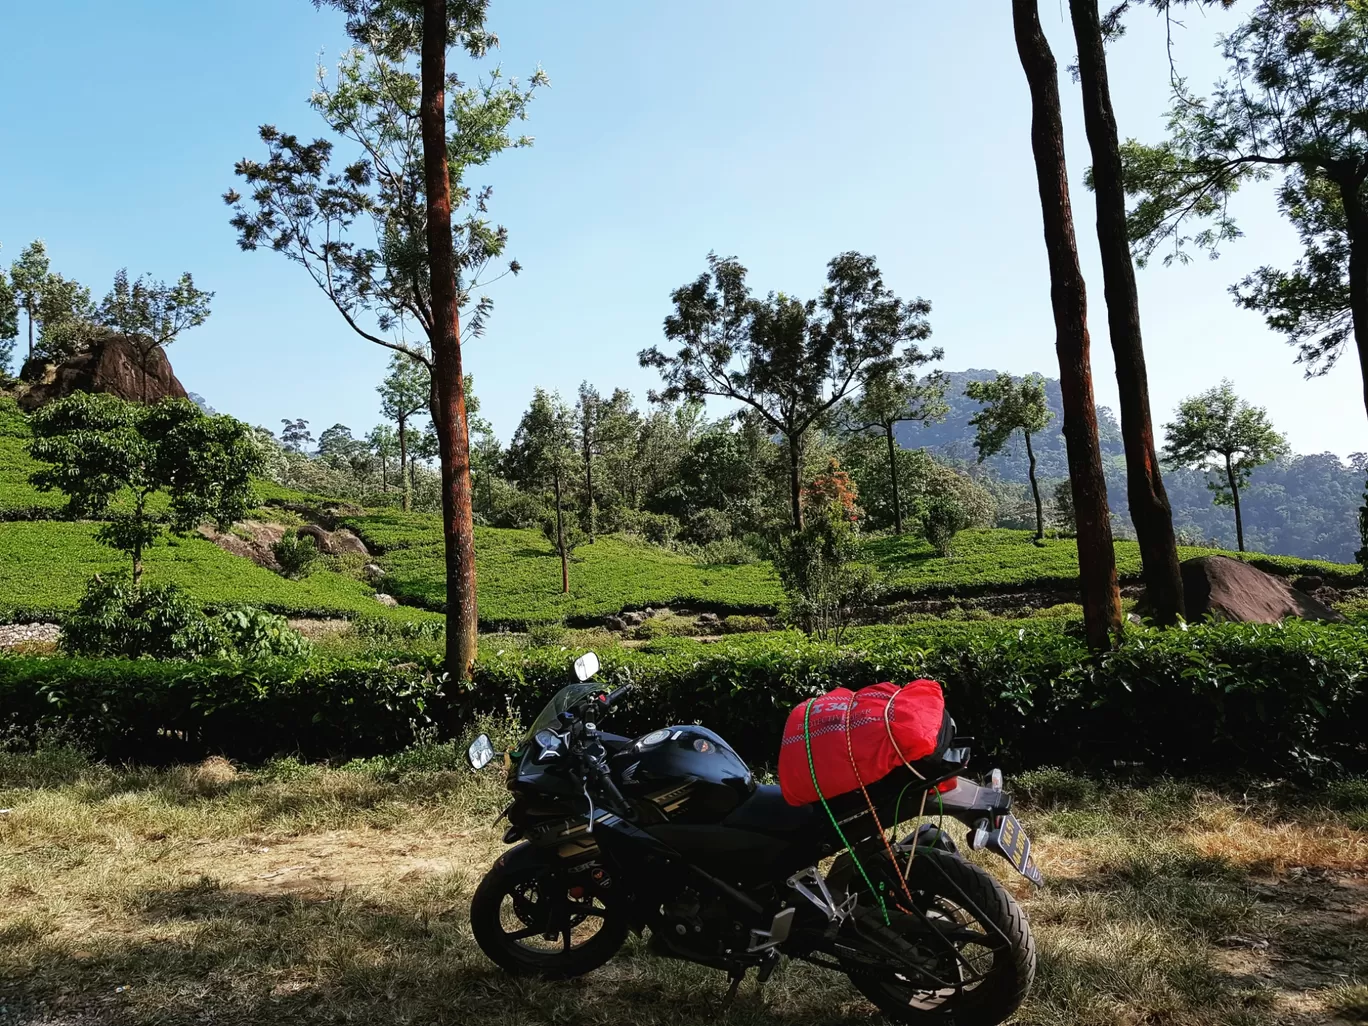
[526,621,568,647]
[720,614,769,634]
[689,537,761,566]
[271,532,319,579]
[3,621,1365,774]
[684,507,732,545]
[1052,479,1076,535]
[636,511,682,547]
[772,500,883,641]
[217,607,313,661]
[921,495,971,556]
[63,576,225,660]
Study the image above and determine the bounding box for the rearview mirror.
[574,652,600,682]
[467,734,496,771]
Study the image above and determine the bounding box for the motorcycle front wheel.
[469,850,628,979]
[840,847,1035,1026]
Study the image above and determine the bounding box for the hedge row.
[1,621,1365,775]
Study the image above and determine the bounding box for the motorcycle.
[466,652,1040,1025]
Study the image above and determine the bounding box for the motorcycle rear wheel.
[469,854,628,979]
[842,847,1035,1025]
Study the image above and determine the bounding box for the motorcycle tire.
[469,854,629,980]
[844,847,1035,1026]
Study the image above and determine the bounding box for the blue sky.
[1,1,1361,457]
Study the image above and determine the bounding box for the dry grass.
[0,749,1364,1025]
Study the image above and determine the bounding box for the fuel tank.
[612,725,755,824]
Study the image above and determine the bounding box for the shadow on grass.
[4,881,877,1026]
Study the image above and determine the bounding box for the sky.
[0,1,1362,458]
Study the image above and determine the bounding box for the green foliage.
[27,394,264,581]
[62,576,225,660]
[920,495,971,556]
[216,606,313,662]
[525,621,567,647]
[964,372,1053,461]
[772,493,882,641]
[3,621,1365,775]
[1119,2,1368,378]
[271,532,319,579]
[1163,381,1289,498]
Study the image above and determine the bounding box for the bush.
[60,575,312,662]
[720,614,770,634]
[526,621,568,647]
[63,576,225,660]
[772,500,883,641]
[689,537,761,566]
[684,507,732,545]
[2,620,1365,774]
[271,532,319,579]
[217,607,313,661]
[921,495,971,556]
[634,510,682,547]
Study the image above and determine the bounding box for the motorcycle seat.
[722,783,821,837]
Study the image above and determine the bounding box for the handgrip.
[603,683,635,708]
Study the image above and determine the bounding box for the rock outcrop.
[1179,555,1345,624]
[16,330,188,410]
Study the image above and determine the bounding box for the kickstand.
[720,967,746,1014]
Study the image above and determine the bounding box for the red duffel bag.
[778,680,950,807]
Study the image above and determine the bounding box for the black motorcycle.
[466,653,1041,1025]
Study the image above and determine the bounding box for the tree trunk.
[1013,0,1122,651]
[1336,177,1368,425]
[788,434,804,532]
[422,0,478,678]
[26,306,33,362]
[1024,430,1044,542]
[554,466,569,594]
[1225,454,1245,553]
[398,412,410,512]
[885,424,904,534]
[1070,0,1185,625]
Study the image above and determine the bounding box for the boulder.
[374,594,400,608]
[296,525,371,557]
[1180,556,1345,624]
[17,330,189,410]
[363,563,387,582]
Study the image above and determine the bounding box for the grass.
[869,528,1362,599]
[0,522,440,623]
[0,746,1363,1026]
[346,511,782,627]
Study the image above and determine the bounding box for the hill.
[898,369,1364,563]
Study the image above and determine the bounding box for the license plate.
[988,814,1042,886]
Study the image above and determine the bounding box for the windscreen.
[522,683,599,746]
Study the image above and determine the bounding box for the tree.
[965,373,1054,541]
[843,365,948,533]
[28,394,263,587]
[33,273,96,362]
[368,423,400,491]
[226,0,546,679]
[97,270,213,402]
[508,389,576,592]
[641,251,931,532]
[9,240,49,363]
[378,352,430,510]
[1013,0,1123,650]
[574,382,638,542]
[280,418,313,452]
[1121,1,1368,424]
[1162,380,1289,552]
[1069,0,1187,625]
[0,264,15,375]
[317,422,363,469]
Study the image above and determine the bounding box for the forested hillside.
[899,369,1363,563]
